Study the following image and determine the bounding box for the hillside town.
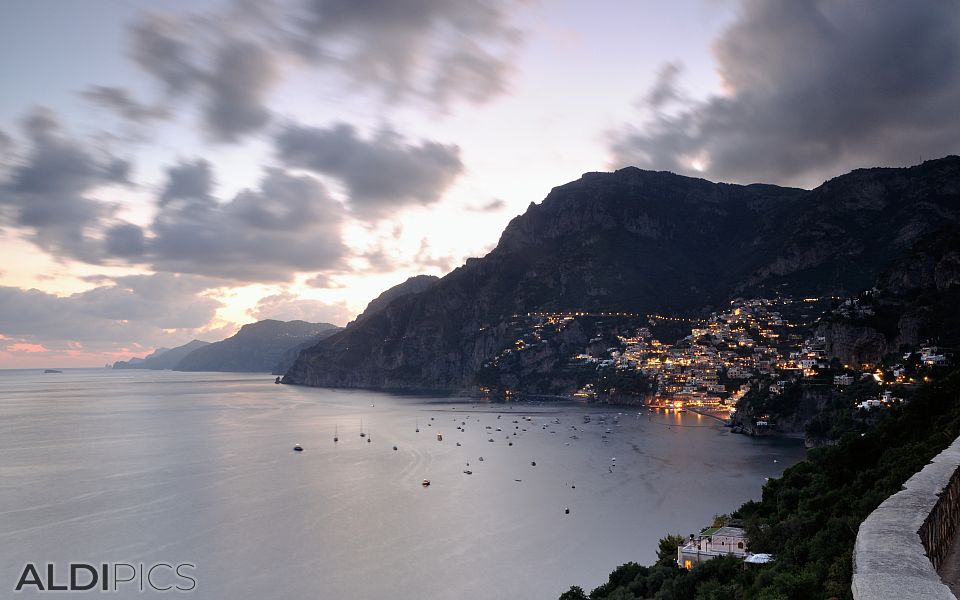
[484,296,952,431]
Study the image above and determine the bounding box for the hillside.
[113,339,210,370]
[285,157,960,391]
[176,320,340,373]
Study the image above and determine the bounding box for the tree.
[657,534,686,565]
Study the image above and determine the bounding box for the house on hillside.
[677,526,749,569]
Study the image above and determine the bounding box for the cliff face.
[818,226,960,367]
[286,157,960,391]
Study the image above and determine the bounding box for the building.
[834,374,855,386]
[677,526,749,569]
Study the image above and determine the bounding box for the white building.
[677,526,749,569]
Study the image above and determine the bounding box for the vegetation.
[560,368,960,600]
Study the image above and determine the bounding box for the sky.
[1,0,958,368]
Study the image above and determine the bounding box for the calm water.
[0,369,804,599]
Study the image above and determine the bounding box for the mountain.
[175,320,340,373]
[353,275,439,324]
[817,224,960,368]
[284,157,960,391]
[113,339,209,370]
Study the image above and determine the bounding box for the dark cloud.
[0,273,221,351]
[303,273,346,288]
[275,123,463,218]
[160,159,214,206]
[129,13,276,142]
[248,290,352,325]
[105,223,146,257]
[0,108,129,262]
[130,13,200,95]
[147,166,348,280]
[287,0,523,106]
[202,39,276,142]
[612,0,960,187]
[468,198,506,212]
[80,86,168,122]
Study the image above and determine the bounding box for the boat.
[43,369,62,374]
[274,376,281,384]
[334,425,339,443]
[488,438,494,442]
[416,418,419,433]
[531,461,536,466]
[360,418,365,438]
[463,470,473,475]
[393,445,398,451]
[478,456,484,461]
[422,479,431,487]
[456,442,461,446]
[564,507,570,514]
[293,444,303,452]
[437,433,443,441]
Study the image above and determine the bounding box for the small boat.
[478,457,484,461]
[416,418,420,433]
[463,470,473,475]
[43,369,62,374]
[564,507,570,514]
[393,445,398,451]
[360,418,365,437]
[456,442,461,446]
[274,376,281,384]
[531,461,536,466]
[437,433,443,441]
[293,444,303,452]
[422,479,431,487]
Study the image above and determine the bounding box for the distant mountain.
[175,320,340,373]
[113,340,209,370]
[284,157,960,391]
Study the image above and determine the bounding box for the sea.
[0,369,805,599]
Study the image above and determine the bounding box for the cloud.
[159,159,214,205]
[467,198,506,212]
[248,290,352,325]
[0,273,222,352]
[147,165,349,280]
[0,108,130,262]
[611,0,960,187]
[80,86,168,123]
[202,39,276,142]
[129,13,277,142]
[287,0,525,107]
[303,272,346,288]
[275,122,463,218]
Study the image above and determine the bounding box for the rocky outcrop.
[286,157,960,391]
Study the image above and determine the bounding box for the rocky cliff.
[285,157,960,391]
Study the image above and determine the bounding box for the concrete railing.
[852,435,960,600]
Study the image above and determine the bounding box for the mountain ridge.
[284,157,960,391]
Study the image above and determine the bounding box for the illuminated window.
[684,560,693,570]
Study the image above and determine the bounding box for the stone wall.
[852,436,960,600]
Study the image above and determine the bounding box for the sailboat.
[415,417,420,433]
[360,417,366,438]
[334,424,338,443]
